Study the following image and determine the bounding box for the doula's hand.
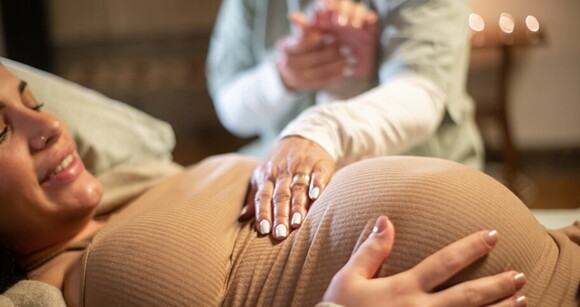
[240,136,336,240]
[323,216,528,307]
[276,13,348,92]
[315,0,378,80]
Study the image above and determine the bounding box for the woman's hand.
[240,136,335,240]
[315,0,378,80]
[323,216,528,307]
[276,13,348,92]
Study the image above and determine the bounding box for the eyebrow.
[0,80,27,110]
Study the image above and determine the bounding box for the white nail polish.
[342,66,355,77]
[322,34,336,45]
[291,212,302,226]
[337,14,348,27]
[309,187,320,200]
[346,56,358,65]
[275,224,288,238]
[339,45,353,56]
[259,220,271,235]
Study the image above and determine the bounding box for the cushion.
[1,57,176,176]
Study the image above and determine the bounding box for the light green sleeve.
[206,0,303,137]
[378,0,472,122]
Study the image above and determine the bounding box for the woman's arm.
[206,0,304,137]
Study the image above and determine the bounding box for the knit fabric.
[80,155,579,306]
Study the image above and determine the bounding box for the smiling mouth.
[42,154,74,183]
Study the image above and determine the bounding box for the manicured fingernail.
[513,272,526,289]
[345,55,358,65]
[259,220,271,235]
[239,206,247,216]
[371,216,388,235]
[275,224,288,239]
[342,66,355,77]
[337,14,348,26]
[484,230,498,246]
[514,295,527,307]
[339,45,353,56]
[322,34,335,45]
[309,187,320,200]
[291,212,302,227]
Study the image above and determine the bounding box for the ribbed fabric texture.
[81,155,579,306]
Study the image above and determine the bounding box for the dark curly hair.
[0,246,26,293]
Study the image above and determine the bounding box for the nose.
[27,112,62,152]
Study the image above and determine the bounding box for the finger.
[336,0,354,27]
[342,216,395,279]
[288,12,310,32]
[309,158,335,201]
[411,230,499,291]
[255,180,274,235]
[289,44,343,70]
[273,173,292,240]
[489,295,528,307]
[351,3,366,29]
[241,181,257,220]
[290,168,313,229]
[364,10,378,27]
[433,271,527,307]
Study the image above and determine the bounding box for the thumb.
[345,216,395,279]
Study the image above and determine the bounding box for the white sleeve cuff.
[280,74,446,167]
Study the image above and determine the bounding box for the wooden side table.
[468,14,545,190]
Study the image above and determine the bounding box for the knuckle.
[273,192,291,204]
[255,191,271,204]
[460,284,484,305]
[439,253,464,272]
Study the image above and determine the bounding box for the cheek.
[46,171,103,215]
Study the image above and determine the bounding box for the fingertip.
[259,219,271,235]
[514,295,527,307]
[482,229,499,247]
[309,186,321,200]
[274,224,289,240]
[291,212,302,229]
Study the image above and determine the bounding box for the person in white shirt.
[207,0,484,240]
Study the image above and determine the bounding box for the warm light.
[499,12,515,34]
[469,13,485,32]
[525,15,540,32]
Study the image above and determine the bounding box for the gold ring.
[292,173,311,185]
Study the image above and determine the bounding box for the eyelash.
[0,126,9,144]
[32,103,45,112]
[0,103,45,144]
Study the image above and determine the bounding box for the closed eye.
[0,126,9,144]
[31,103,45,112]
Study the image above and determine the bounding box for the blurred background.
[0,0,578,210]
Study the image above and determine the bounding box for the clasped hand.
[276,0,378,92]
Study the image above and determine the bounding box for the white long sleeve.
[280,75,446,168]
[213,59,303,137]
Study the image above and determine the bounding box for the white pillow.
[1,57,176,175]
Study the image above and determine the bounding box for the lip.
[39,145,85,188]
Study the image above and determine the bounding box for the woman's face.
[0,65,102,253]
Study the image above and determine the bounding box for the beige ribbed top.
[80,155,579,306]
